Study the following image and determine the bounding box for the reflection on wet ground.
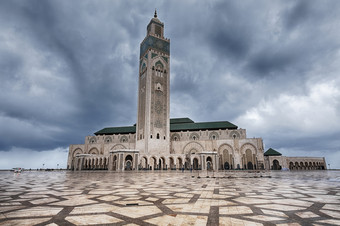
[0,170,339,225]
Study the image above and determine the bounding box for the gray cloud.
[1,0,340,169]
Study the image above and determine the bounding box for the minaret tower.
[136,11,170,155]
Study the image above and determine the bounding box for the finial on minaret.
[154,9,157,18]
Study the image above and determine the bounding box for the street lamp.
[328,164,330,170]
[57,164,59,170]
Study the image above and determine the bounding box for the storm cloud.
[1,0,340,169]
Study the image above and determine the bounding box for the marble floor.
[0,170,340,226]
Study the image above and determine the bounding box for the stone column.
[212,155,216,171]
[108,154,113,171]
[202,155,206,170]
[215,155,219,171]
[79,158,83,171]
[135,153,139,171]
[118,153,122,171]
[121,154,125,171]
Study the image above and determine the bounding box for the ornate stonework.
[67,13,326,172]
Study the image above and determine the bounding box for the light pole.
[57,164,59,170]
[328,164,330,170]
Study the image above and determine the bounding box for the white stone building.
[67,12,326,172]
[264,148,326,170]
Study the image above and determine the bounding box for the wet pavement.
[0,170,339,225]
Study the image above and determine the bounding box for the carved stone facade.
[68,126,265,171]
[67,12,326,172]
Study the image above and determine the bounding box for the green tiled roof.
[94,118,238,135]
[264,148,282,156]
[170,121,237,132]
[94,126,136,135]
[170,118,194,124]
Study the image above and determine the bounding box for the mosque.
[67,12,326,171]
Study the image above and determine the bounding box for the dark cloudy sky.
[1,0,340,169]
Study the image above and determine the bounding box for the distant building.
[264,148,326,170]
[67,12,326,172]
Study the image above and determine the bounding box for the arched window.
[189,133,199,141]
[89,137,97,144]
[120,136,128,143]
[154,60,164,77]
[105,136,112,143]
[209,132,219,140]
[157,133,160,139]
[171,133,180,141]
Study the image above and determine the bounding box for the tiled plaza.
[0,171,340,225]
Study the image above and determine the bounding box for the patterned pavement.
[0,170,340,225]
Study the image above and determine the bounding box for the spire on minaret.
[154,9,157,18]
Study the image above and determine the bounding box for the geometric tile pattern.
[0,171,340,225]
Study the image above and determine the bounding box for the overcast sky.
[1,0,340,169]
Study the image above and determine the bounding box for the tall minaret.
[136,11,170,155]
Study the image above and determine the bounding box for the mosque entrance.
[125,155,133,171]
[125,161,132,170]
[159,159,162,170]
[272,160,281,170]
[247,162,253,170]
[224,161,230,170]
[206,156,213,170]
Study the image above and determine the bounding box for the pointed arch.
[73,148,83,157]
[240,143,257,154]
[155,60,164,69]
[111,144,127,150]
[89,137,97,144]
[218,143,234,154]
[183,142,204,154]
[88,148,99,155]
[152,56,167,69]
[209,131,219,140]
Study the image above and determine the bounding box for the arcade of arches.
[67,13,326,172]
[265,156,327,171]
[70,146,326,171]
[69,143,266,171]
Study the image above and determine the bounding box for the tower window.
[155,25,161,36]
[150,135,153,139]
[157,133,160,139]
[164,136,166,140]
